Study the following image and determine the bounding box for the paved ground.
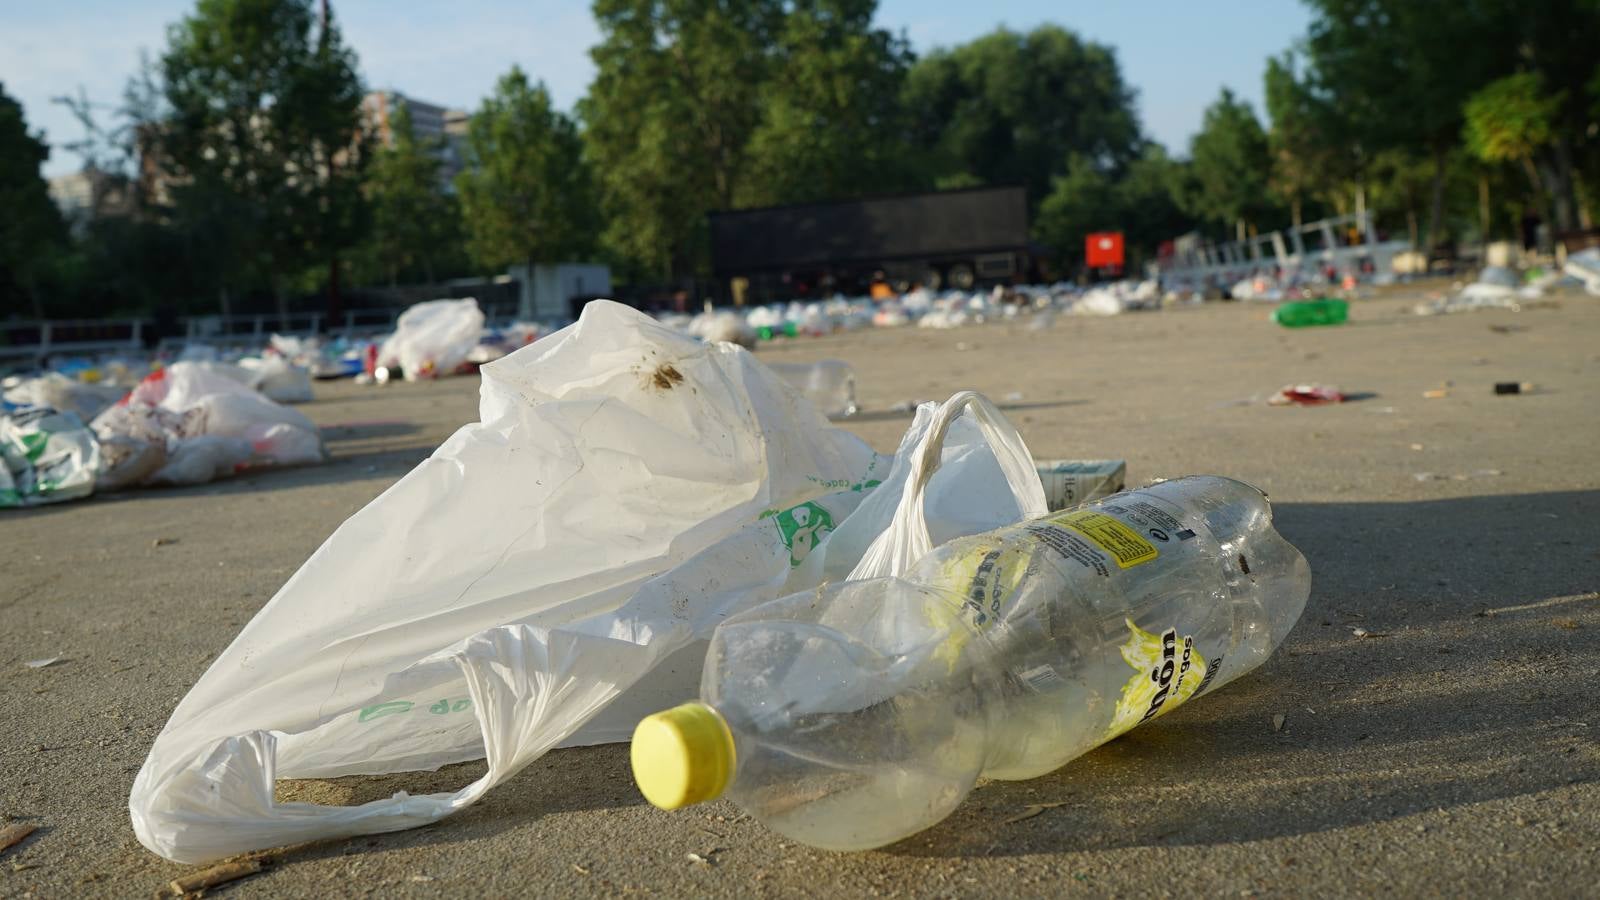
[3,287,1598,897]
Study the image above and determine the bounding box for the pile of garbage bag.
[0,362,327,507]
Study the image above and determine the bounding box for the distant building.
[507,263,612,321]
[362,90,470,189]
[48,168,134,236]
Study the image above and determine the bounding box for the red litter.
[1268,384,1345,406]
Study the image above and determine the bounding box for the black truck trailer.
[708,185,1030,303]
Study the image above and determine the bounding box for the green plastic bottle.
[1272,298,1348,327]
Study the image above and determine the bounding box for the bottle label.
[1045,509,1158,568]
[1105,619,1219,738]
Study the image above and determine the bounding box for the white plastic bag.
[1,372,127,423]
[130,301,1046,864]
[0,407,100,507]
[378,298,486,379]
[238,356,315,404]
[91,362,324,488]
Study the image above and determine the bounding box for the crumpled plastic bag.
[129,300,1046,864]
[0,406,100,507]
[1564,247,1600,296]
[378,298,486,380]
[92,363,324,489]
[1,372,127,423]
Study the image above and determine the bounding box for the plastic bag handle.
[847,391,1047,580]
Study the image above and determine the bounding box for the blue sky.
[6,0,1311,178]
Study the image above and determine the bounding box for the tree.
[903,25,1142,211]
[1183,89,1276,240]
[738,0,916,205]
[1302,0,1518,249]
[1263,53,1348,229]
[0,83,68,318]
[363,103,461,284]
[1464,73,1564,228]
[456,68,596,275]
[155,0,368,317]
[1036,144,1190,274]
[582,0,779,280]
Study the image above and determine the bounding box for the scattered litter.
[153,537,179,548]
[1351,627,1390,639]
[1415,469,1502,482]
[0,823,37,855]
[1423,389,1449,400]
[1409,443,1424,451]
[1268,384,1344,406]
[1494,382,1533,395]
[1563,247,1600,295]
[410,874,436,882]
[1488,324,1528,334]
[0,407,99,508]
[1002,801,1072,825]
[1272,714,1286,733]
[92,362,325,491]
[24,658,67,669]
[376,298,486,380]
[130,306,1064,863]
[1034,460,1126,510]
[161,859,263,897]
[1414,268,1527,315]
[1003,391,1024,403]
[687,849,723,866]
[1272,298,1347,328]
[768,361,857,418]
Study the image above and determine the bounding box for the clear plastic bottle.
[768,360,857,418]
[631,476,1310,850]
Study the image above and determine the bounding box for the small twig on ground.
[161,859,263,897]
[0,823,37,855]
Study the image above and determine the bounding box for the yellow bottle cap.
[631,701,736,810]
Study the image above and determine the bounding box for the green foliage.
[456,67,596,272]
[156,0,368,302]
[361,103,463,283]
[1183,89,1276,234]
[0,82,67,317]
[903,25,1142,211]
[582,0,779,280]
[738,0,916,205]
[1463,73,1562,166]
[1262,52,1349,221]
[1036,143,1189,273]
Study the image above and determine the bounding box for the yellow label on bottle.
[1049,509,1158,568]
[1106,619,1210,739]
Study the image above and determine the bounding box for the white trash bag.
[92,362,324,488]
[0,407,100,507]
[130,300,1045,863]
[377,298,486,380]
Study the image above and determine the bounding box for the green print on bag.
[358,697,472,724]
[765,501,836,567]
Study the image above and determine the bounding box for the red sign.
[1086,232,1125,268]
